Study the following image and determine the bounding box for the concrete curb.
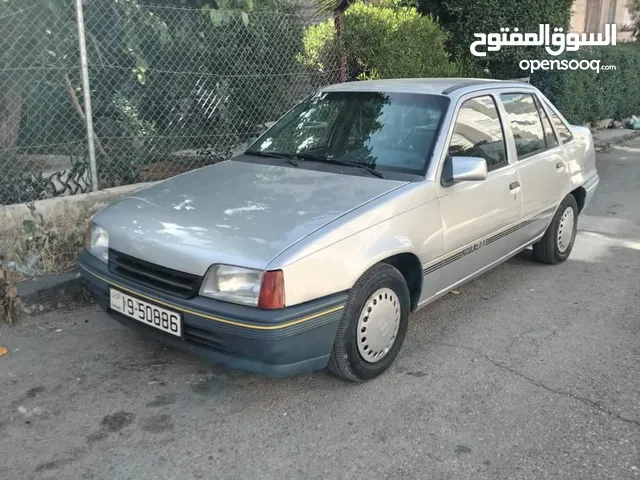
[593,130,640,152]
[0,182,157,235]
[16,270,92,317]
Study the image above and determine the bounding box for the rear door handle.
[556,162,564,170]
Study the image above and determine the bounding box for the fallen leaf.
[0,347,8,356]
[450,290,461,295]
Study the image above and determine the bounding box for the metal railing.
[0,1,339,206]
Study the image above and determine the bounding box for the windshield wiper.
[305,155,385,178]
[245,151,299,167]
[246,151,384,178]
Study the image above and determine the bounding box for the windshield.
[245,91,450,176]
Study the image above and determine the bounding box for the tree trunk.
[334,10,347,83]
[0,77,23,153]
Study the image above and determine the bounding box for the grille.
[109,249,201,299]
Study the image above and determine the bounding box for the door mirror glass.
[442,156,488,186]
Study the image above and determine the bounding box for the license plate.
[109,288,182,337]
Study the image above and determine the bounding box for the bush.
[417,0,573,78]
[300,1,457,81]
[532,43,640,125]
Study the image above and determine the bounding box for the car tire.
[328,263,410,382]
[533,194,579,265]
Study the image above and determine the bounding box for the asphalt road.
[2,138,639,480]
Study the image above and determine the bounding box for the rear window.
[543,101,574,143]
[534,96,559,148]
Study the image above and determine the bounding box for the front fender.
[275,198,444,307]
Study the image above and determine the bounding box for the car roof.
[320,77,536,98]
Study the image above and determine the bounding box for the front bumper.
[78,250,347,377]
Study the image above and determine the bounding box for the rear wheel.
[328,263,410,382]
[533,194,579,264]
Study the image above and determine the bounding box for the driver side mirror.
[441,156,488,187]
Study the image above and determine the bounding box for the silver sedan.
[79,78,599,382]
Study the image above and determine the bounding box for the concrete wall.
[0,182,156,236]
[571,0,635,40]
[571,0,589,34]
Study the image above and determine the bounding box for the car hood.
[94,157,408,275]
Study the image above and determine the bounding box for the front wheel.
[533,194,579,264]
[328,263,410,382]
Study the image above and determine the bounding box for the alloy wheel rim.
[356,288,401,363]
[557,206,575,253]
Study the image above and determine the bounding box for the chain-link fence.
[1,3,89,205]
[0,1,339,206]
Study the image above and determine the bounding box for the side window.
[534,96,559,148]
[447,95,507,171]
[500,93,548,159]
[544,101,574,143]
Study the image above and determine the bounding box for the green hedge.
[300,1,457,81]
[532,43,640,125]
[416,0,573,78]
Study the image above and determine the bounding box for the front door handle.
[556,162,564,170]
[509,181,520,190]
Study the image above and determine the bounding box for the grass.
[0,201,105,323]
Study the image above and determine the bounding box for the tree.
[301,1,457,81]
[0,0,61,151]
[416,0,573,78]
[0,0,296,156]
[313,0,354,82]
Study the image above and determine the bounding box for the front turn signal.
[257,270,285,309]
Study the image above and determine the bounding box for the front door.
[430,94,523,296]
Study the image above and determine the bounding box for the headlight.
[200,265,264,306]
[84,223,109,263]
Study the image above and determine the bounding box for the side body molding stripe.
[423,206,556,276]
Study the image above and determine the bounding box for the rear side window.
[447,95,507,171]
[543,101,574,143]
[534,96,559,148]
[500,93,548,159]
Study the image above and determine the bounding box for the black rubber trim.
[102,308,335,377]
[441,80,498,95]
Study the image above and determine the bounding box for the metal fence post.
[75,0,99,191]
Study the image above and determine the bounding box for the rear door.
[498,91,572,243]
[431,93,523,295]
